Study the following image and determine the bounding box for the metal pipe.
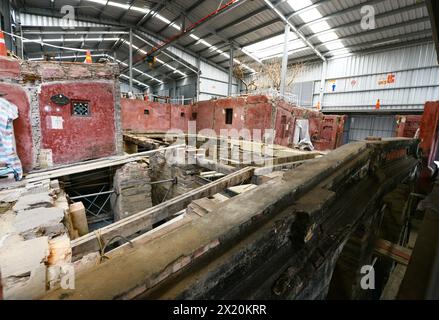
[70,190,115,200]
[129,28,133,93]
[149,178,178,185]
[147,0,241,58]
[96,194,112,216]
[263,0,326,61]
[280,24,289,96]
[228,46,234,96]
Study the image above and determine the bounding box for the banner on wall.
[327,80,337,92]
[378,74,395,85]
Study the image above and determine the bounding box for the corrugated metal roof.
[15,0,435,86]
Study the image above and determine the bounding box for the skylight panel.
[297,8,322,23]
[317,31,339,42]
[287,0,313,11]
[244,32,297,53]
[324,40,346,51]
[330,48,351,57]
[309,21,331,33]
[244,33,305,60]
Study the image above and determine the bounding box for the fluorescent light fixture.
[155,15,171,24]
[109,56,163,84]
[23,37,120,43]
[120,74,149,87]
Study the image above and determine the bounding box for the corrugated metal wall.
[120,82,143,94]
[292,42,439,112]
[346,115,396,142]
[199,61,238,100]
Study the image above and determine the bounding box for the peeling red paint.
[1,58,121,172]
[121,98,194,133]
[39,82,117,165]
[122,96,345,151]
[395,115,422,138]
[0,57,20,79]
[420,101,439,168]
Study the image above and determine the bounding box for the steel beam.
[19,7,229,74]
[280,24,289,96]
[129,28,133,93]
[228,47,234,96]
[263,0,326,61]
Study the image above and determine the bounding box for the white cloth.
[0,97,23,180]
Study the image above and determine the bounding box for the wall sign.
[50,116,64,129]
[378,74,395,85]
[51,94,70,106]
[328,80,337,92]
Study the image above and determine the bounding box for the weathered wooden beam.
[196,158,237,174]
[25,144,185,182]
[375,239,412,265]
[43,139,419,300]
[71,166,255,260]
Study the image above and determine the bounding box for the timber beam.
[44,138,420,300]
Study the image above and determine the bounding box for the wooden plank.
[71,166,255,260]
[380,264,407,300]
[196,158,237,174]
[375,238,412,265]
[25,144,185,182]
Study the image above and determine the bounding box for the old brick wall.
[0,56,122,171]
[149,150,203,205]
[121,95,345,151]
[121,98,194,133]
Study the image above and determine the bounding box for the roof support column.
[196,57,201,102]
[319,60,328,109]
[228,46,234,96]
[280,24,289,96]
[129,28,133,94]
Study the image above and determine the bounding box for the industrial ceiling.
[11,0,433,89]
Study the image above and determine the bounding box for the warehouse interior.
[0,0,438,301]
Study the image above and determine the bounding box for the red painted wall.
[0,83,33,171]
[419,102,439,168]
[121,98,194,133]
[39,82,117,165]
[0,57,20,79]
[395,115,422,138]
[121,95,345,151]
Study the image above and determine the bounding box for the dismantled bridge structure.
[42,137,419,300]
